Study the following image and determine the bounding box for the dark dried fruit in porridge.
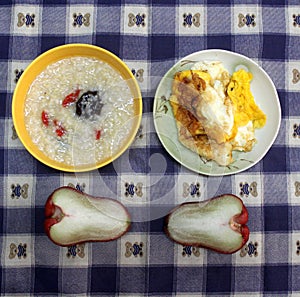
[76,91,104,119]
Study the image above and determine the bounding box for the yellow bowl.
[12,44,142,172]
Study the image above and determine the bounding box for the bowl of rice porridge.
[12,44,142,172]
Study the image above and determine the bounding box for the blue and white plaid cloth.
[0,0,299,295]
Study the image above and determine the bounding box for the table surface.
[1,1,299,296]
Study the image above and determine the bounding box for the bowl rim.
[12,43,143,172]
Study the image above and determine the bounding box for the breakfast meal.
[24,56,135,167]
[169,61,266,166]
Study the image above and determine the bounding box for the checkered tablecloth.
[1,0,299,296]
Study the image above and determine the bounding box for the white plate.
[153,49,281,176]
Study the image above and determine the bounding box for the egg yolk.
[227,69,266,139]
[174,70,211,85]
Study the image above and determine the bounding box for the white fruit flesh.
[166,195,244,253]
[49,189,130,246]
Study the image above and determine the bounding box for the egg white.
[192,61,256,152]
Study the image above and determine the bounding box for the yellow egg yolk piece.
[227,69,266,139]
[174,70,211,86]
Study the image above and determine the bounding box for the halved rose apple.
[44,186,131,246]
[164,194,249,254]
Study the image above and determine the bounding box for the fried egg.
[190,61,234,144]
[231,121,256,152]
[228,69,266,131]
[170,60,267,165]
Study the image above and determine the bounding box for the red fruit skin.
[44,218,58,237]
[44,186,131,247]
[232,204,250,247]
[164,194,250,254]
[44,196,55,218]
[233,204,248,225]
[44,196,58,240]
[241,225,250,247]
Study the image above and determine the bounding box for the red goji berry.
[53,119,66,137]
[62,89,80,107]
[95,130,101,140]
[41,110,49,126]
[55,127,65,137]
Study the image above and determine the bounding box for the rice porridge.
[24,56,135,166]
